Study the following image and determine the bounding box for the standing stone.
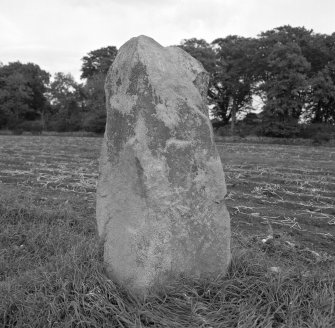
[96,35,230,293]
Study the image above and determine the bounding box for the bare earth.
[0,135,334,256]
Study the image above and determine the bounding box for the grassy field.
[0,135,334,327]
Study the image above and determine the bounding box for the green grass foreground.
[1,187,334,328]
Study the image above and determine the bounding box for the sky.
[1,0,335,82]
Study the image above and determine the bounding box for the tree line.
[0,25,334,139]
[180,25,335,139]
[0,46,117,134]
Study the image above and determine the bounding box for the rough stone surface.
[96,35,231,293]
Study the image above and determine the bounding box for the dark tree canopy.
[307,61,335,123]
[0,62,50,128]
[80,46,118,79]
[211,36,257,130]
[181,26,335,128]
[259,41,311,120]
[257,26,335,123]
[79,45,118,132]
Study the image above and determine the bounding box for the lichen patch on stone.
[109,94,138,114]
[165,138,193,149]
[154,102,180,129]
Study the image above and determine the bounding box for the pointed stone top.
[114,35,207,81]
[122,35,163,50]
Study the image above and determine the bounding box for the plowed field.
[1,135,334,255]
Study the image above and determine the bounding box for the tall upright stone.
[96,35,230,293]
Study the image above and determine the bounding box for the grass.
[1,135,335,327]
[1,191,334,328]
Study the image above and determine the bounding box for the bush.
[12,128,23,135]
[17,121,43,134]
[216,125,229,137]
[312,132,331,145]
[299,123,335,140]
[211,118,225,130]
[241,113,261,125]
[46,113,83,132]
[255,120,301,138]
[82,112,106,134]
[47,119,69,132]
[68,116,83,132]
[0,115,9,129]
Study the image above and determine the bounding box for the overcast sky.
[1,0,334,81]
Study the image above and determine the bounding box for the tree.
[81,46,118,79]
[48,72,84,131]
[80,46,118,133]
[82,73,107,133]
[258,26,332,76]
[305,33,335,123]
[0,62,50,128]
[49,72,82,107]
[256,26,313,122]
[259,42,310,121]
[83,73,105,113]
[211,36,258,133]
[0,72,32,127]
[180,37,257,133]
[306,61,335,123]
